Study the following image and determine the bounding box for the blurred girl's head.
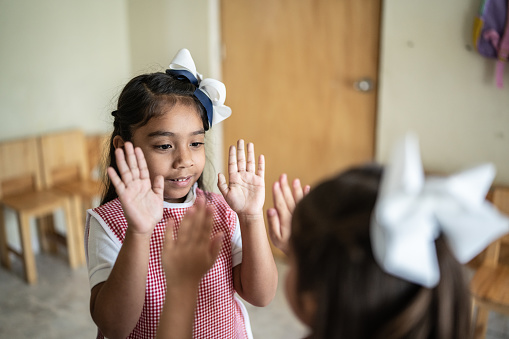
[286,164,471,339]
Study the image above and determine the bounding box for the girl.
[159,134,509,338]
[85,48,277,339]
[266,135,509,338]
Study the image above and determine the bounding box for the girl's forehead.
[145,103,203,131]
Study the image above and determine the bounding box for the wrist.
[238,212,265,224]
[125,228,153,242]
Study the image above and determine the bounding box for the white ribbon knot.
[371,133,509,287]
[168,48,232,126]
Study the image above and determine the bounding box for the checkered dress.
[91,188,249,339]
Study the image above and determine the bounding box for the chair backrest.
[86,133,109,178]
[38,129,90,188]
[0,137,42,198]
[483,186,509,267]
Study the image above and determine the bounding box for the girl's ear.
[112,135,125,150]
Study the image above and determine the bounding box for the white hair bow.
[167,48,232,127]
[371,133,509,288]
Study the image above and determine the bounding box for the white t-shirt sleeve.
[231,213,243,267]
[87,214,121,289]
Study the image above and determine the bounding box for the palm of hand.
[224,171,265,215]
[108,142,164,236]
[218,140,266,216]
[119,177,163,234]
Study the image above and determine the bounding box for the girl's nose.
[173,147,193,168]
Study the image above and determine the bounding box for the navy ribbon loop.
[193,89,214,126]
[166,69,199,86]
[167,69,213,126]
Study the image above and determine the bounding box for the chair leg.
[0,206,11,269]
[37,214,57,254]
[18,212,37,284]
[71,196,86,265]
[62,199,79,269]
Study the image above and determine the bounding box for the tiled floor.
[0,253,508,338]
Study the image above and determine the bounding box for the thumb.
[217,173,229,197]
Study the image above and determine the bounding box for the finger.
[209,232,224,264]
[107,166,125,195]
[272,181,291,223]
[246,142,256,173]
[189,202,206,242]
[280,174,296,211]
[257,154,265,179]
[199,206,214,244]
[152,175,165,200]
[134,147,150,180]
[115,147,133,184]
[292,178,304,202]
[266,207,282,241]
[179,207,196,241]
[236,139,246,172]
[228,145,238,174]
[304,185,311,195]
[124,142,140,180]
[163,218,177,249]
[217,173,229,198]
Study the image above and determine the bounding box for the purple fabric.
[477,0,508,58]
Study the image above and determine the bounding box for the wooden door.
[221,0,381,223]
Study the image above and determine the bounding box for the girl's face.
[130,102,206,203]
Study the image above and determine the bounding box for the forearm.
[236,214,278,306]
[91,231,151,339]
[157,283,199,339]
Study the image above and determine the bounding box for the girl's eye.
[156,144,172,150]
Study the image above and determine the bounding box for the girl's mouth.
[168,176,192,185]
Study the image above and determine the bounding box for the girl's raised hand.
[162,201,224,286]
[218,140,265,216]
[107,142,164,235]
[267,174,310,255]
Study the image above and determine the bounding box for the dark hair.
[101,72,210,205]
[291,164,471,339]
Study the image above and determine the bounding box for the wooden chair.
[0,137,80,284]
[86,133,109,180]
[38,129,104,265]
[470,186,509,338]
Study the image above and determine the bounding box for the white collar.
[162,183,197,209]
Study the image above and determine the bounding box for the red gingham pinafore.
[90,188,250,339]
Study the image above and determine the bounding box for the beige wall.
[0,0,131,140]
[126,0,224,189]
[377,1,509,185]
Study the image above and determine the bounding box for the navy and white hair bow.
[166,48,231,128]
[371,133,509,288]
